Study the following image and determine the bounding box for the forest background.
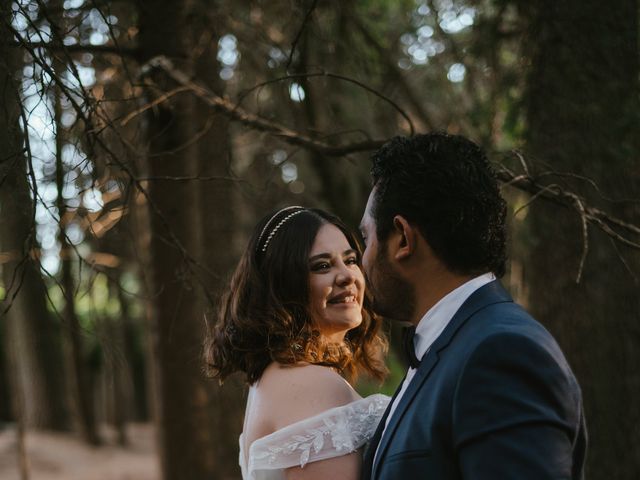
[0,0,638,479]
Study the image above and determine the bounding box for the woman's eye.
[346,257,358,265]
[310,262,330,272]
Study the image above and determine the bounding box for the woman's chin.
[320,317,362,341]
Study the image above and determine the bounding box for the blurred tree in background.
[0,0,638,479]
[520,1,640,477]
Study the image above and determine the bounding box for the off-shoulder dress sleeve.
[242,394,389,480]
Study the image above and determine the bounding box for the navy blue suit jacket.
[362,281,587,480]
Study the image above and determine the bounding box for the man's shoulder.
[460,282,544,331]
[452,280,538,332]
[454,296,563,356]
[458,300,577,379]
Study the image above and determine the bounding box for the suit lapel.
[362,374,406,480]
[370,281,512,479]
[370,354,440,479]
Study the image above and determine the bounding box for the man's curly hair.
[371,132,507,277]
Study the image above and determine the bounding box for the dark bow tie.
[403,326,421,369]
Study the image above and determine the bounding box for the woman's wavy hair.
[205,207,388,385]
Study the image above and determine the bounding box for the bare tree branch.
[285,0,320,71]
[5,21,221,306]
[137,175,249,183]
[139,57,640,253]
[497,162,640,243]
[235,72,415,135]
[350,15,435,130]
[143,56,388,156]
[570,193,589,283]
[8,40,139,58]
[119,86,191,125]
[609,236,639,284]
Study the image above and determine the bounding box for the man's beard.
[367,247,415,322]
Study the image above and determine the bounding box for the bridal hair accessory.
[257,206,306,253]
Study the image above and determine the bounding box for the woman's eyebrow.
[308,253,331,262]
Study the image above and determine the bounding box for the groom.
[359,133,587,479]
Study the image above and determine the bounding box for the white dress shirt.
[373,272,496,465]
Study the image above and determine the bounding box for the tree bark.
[0,319,11,422]
[115,269,149,422]
[138,1,225,478]
[522,1,640,478]
[52,44,101,445]
[191,4,246,477]
[0,2,70,431]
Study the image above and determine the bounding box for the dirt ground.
[0,423,160,480]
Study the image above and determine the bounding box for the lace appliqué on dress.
[247,394,389,474]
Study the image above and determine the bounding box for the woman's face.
[308,223,365,342]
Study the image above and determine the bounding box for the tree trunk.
[191,4,246,476]
[0,3,70,431]
[522,1,640,478]
[0,309,12,422]
[128,182,158,426]
[138,1,223,478]
[53,48,101,445]
[115,269,149,422]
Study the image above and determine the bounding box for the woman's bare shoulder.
[256,363,360,430]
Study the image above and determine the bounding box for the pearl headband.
[257,206,306,253]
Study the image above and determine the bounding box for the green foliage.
[356,350,407,397]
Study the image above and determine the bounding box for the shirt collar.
[413,272,496,361]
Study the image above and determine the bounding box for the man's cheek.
[362,250,371,273]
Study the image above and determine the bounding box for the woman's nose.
[335,264,355,285]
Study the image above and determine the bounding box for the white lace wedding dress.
[239,393,390,480]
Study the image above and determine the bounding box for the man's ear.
[391,215,416,261]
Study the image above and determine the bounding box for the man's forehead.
[363,188,376,216]
[359,198,375,230]
[360,187,376,230]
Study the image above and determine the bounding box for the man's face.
[360,188,415,321]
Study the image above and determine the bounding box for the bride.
[206,206,390,480]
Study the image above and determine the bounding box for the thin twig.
[514,150,531,177]
[588,207,640,237]
[88,0,137,81]
[9,24,220,314]
[144,56,388,156]
[587,216,640,250]
[235,72,415,135]
[351,15,434,130]
[512,183,562,217]
[569,193,589,283]
[8,40,139,58]
[137,175,249,183]
[119,86,190,126]
[141,56,640,253]
[609,237,639,285]
[1,74,40,316]
[9,25,210,279]
[285,0,320,71]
